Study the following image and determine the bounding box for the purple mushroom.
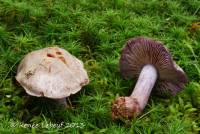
[112,37,187,119]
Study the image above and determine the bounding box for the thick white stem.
[130,64,157,110]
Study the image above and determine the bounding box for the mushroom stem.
[112,64,158,119]
[55,98,68,107]
[130,64,157,111]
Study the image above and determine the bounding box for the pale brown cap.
[16,47,89,99]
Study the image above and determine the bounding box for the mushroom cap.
[16,47,89,99]
[120,37,187,95]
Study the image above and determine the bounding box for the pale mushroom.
[16,47,89,106]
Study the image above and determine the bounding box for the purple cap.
[120,37,187,95]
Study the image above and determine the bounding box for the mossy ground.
[0,0,200,133]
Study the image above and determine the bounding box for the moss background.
[0,0,200,133]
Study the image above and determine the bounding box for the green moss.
[0,0,199,133]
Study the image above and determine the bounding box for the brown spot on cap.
[58,56,67,65]
[47,53,55,58]
[56,51,62,55]
[120,37,187,95]
[25,70,35,79]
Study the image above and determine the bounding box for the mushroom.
[112,37,187,119]
[16,47,89,106]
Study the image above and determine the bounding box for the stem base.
[112,96,141,119]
